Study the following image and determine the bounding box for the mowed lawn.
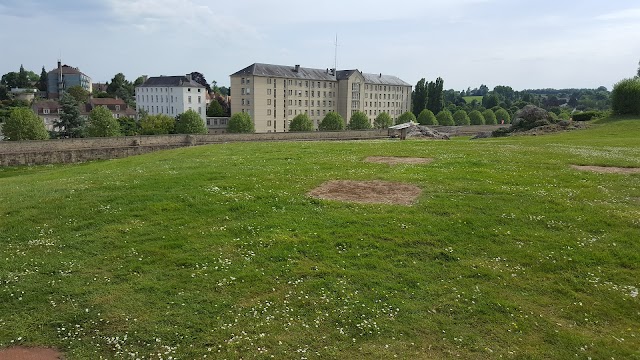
[1,119,639,359]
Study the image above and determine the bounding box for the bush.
[374,112,393,129]
[435,110,454,126]
[227,112,255,133]
[453,110,470,126]
[396,111,416,125]
[511,105,552,130]
[347,111,372,130]
[482,109,497,124]
[611,78,640,115]
[118,117,139,136]
[140,114,175,135]
[175,109,207,134]
[492,127,511,137]
[319,112,345,131]
[494,108,511,124]
[3,107,49,141]
[468,110,485,125]
[87,106,121,137]
[289,113,314,132]
[572,111,604,121]
[417,109,437,125]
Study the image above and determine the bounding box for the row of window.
[138,87,201,93]
[138,95,201,104]
[143,106,203,115]
[365,93,405,100]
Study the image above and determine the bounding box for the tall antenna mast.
[334,34,338,70]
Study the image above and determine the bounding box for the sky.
[1,0,639,91]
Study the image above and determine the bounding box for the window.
[207,119,211,126]
[246,88,251,94]
[267,120,272,126]
[115,105,120,111]
[311,100,314,106]
[311,110,314,116]
[267,89,271,95]
[43,109,50,114]
[267,78,272,84]
[267,109,272,115]
[198,96,201,104]
[188,96,192,103]
[242,88,245,95]
[242,99,245,105]
[188,88,191,92]
[246,79,250,84]
[268,99,271,105]
[241,78,245,84]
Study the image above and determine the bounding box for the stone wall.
[0,130,388,166]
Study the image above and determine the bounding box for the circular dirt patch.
[365,156,433,165]
[308,180,422,205]
[571,165,640,174]
[0,347,63,360]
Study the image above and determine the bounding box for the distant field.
[1,119,639,359]
[463,95,483,104]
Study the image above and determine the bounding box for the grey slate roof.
[231,63,337,81]
[232,63,411,87]
[139,76,204,88]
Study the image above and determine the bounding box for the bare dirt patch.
[571,165,640,174]
[0,347,63,360]
[364,156,433,165]
[308,180,422,205]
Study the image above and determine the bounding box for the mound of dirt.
[308,180,422,205]
[0,347,63,360]
[365,156,433,165]
[405,125,450,139]
[571,165,640,174]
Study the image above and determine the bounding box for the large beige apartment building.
[230,63,412,132]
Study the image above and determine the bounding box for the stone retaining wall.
[0,130,388,166]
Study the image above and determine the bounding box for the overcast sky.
[1,0,639,91]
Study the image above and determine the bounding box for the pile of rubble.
[405,124,450,139]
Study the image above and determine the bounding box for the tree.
[417,109,437,125]
[189,72,212,93]
[1,72,19,89]
[426,77,444,114]
[468,110,485,125]
[453,110,470,126]
[2,107,49,141]
[289,113,314,132]
[175,109,207,134]
[493,85,515,103]
[397,111,416,124]
[611,78,640,115]
[56,92,85,137]
[17,65,30,88]
[118,116,139,136]
[412,78,427,116]
[347,111,371,130]
[227,112,254,133]
[482,94,499,109]
[436,110,454,126]
[106,73,135,106]
[67,85,91,104]
[637,59,640,78]
[511,105,552,130]
[482,109,497,125]
[38,66,48,92]
[140,114,175,135]
[87,106,121,137]
[374,112,393,129]
[207,100,225,117]
[319,112,345,131]
[494,108,511,124]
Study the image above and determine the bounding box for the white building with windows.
[135,75,207,123]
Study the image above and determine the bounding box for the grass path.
[1,120,639,359]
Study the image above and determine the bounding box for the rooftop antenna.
[334,34,338,71]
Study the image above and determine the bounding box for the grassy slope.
[1,120,639,359]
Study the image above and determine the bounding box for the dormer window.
[43,109,50,114]
[115,105,120,111]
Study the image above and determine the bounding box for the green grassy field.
[1,119,639,359]
[463,96,484,104]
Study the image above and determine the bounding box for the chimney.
[186,73,193,81]
[294,64,300,72]
[379,73,382,78]
[141,75,148,83]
